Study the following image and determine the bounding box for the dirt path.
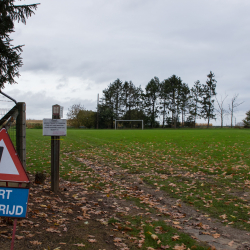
[1,158,250,249]
[78,157,250,250]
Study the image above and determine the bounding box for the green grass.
[26,128,250,246]
[108,215,208,249]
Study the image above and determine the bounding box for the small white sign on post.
[43,119,67,136]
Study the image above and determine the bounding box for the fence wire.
[0,106,18,150]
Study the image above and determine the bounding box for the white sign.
[43,119,67,136]
[0,139,18,175]
[0,128,29,183]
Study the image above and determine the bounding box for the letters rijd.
[0,187,29,218]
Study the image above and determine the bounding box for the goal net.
[114,120,144,130]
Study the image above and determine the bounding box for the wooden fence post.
[51,106,60,193]
[16,102,26,169]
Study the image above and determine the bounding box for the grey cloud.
[6,0,250,124]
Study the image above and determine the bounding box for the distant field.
[26,120,43,123]
[26,128,250,231]
[26,120,43,129]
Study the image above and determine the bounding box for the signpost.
[43,105,66,193]
[0,128,30,249]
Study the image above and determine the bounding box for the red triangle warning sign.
[0,128,29,183]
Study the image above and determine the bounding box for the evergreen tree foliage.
[97,103,114,129]
[243,110,250,128]
[96,72,219,129]
[0,0,39,88]
[189,80,202,128]
[179,83,190,126]
[159,79,171,128]
[166,75,182,128]
[121,81,143,120]
[144,77,160,128]
[200,71,217,128]
[101,79,123,128]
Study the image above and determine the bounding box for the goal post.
[114,120,144,130]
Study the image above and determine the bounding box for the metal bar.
[11,183,22,250]
[0,90,17,104]
[11,219,17,250]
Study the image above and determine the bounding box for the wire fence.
[0,102,27,169]
[0,106,18,149]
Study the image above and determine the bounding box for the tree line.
[68,71,229,129]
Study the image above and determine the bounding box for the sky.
[1,0,250,126]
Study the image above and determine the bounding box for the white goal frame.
[114,120,144,130]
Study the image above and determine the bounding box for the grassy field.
[26,128,250,249]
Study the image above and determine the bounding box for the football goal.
[114,120,144,130]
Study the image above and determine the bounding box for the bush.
[27,123,42,129]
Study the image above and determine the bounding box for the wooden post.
[51,106,60,193]
[16,102,26,169]
[51,135,60,193]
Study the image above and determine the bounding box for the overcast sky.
[1,0,250,126]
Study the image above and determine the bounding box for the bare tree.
[67,104,85,128]
[228,94,244,128]
[215,94,228,128]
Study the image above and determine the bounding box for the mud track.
[78,157,250,250]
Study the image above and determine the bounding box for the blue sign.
[0,187,29,218]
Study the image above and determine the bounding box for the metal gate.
[0,103,26,169]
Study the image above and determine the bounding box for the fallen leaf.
[173,221,180,225]
[30,240,42,245]
[77,216,84,220]
[88,239,97,243]
[172,235,180,241]
[26,233,35,238]
[220,214,227,219]
[46,228,60,233]
[212,233,220,239]
[228,240,234,246]
[114,237,122,242]
[161,245,170,249]
[173,243,186,250]
[151,234,159,240]
[15,235,24,240]
[73,243,85,247]
[201,232,210,235]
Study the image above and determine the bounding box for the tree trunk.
[231,106,233,128]
[182,110,184,127]
[162,104,166,128]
